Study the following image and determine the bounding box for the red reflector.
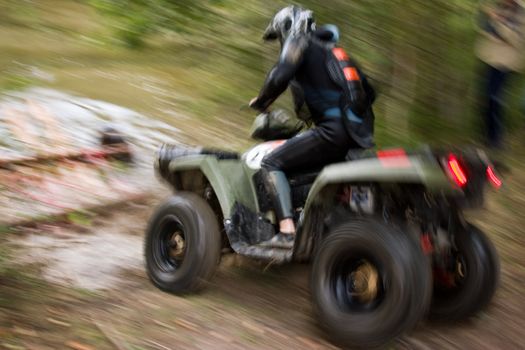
[447,155,467,187]
[486,166,502,189]
[377,149,411,168]
[420,233,433,255]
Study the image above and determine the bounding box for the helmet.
[262,5,316,43]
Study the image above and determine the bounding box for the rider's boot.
[259,169,295,249]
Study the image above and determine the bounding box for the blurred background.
[0,1,524,349]
[1,0,523,147]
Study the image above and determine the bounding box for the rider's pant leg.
[259,169,294,220]
[261,129,350,221]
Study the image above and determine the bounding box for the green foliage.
[1,0,521,146]
[89,0,221,47]
[87,0,521,145]
[0,73,34,92]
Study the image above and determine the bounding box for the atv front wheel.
[430,223,500,320]
[145,192,221,294]
[311,219,431,349]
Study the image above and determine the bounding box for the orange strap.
[343,67,360,81]
[332,47,349,61]
[333,48,360,81]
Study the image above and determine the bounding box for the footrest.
[231,242,293,264]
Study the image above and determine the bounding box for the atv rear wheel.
[311,219,431,348]
[145,192,221,294]
[430,223,500,320]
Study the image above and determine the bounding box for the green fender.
[302,155,457,216]
[167,155,258,218]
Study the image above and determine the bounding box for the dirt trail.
[14,215,144,291]
[5,177,524,350]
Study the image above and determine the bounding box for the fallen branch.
[0,144,131,169]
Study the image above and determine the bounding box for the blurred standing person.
[476,0,525,148]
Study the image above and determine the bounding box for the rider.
[249,6,376,247]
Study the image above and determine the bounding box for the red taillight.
[486,166,502,189]
[447,154,468,187]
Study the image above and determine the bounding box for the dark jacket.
[252,33,375,148]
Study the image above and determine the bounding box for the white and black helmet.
[263,5,316,43]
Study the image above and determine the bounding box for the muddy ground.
[1,164,524,350]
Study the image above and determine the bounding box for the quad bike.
[144,113,501,348]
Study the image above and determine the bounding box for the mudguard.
[158,153,285,259]
[159,154,259,219]
[292,154,459,261]
[302,155,455,215]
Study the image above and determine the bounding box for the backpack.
[326,46,376,148]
